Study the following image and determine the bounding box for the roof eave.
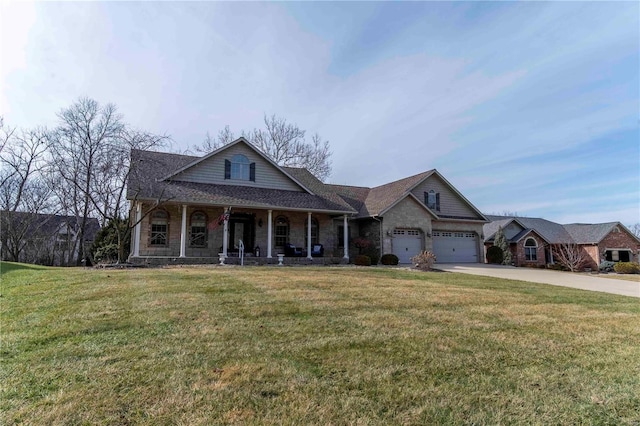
[125,196,356,215]
[156,138,316,196]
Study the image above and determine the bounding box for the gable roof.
[362,171,434,217]
[484,215,572,244]
[483,217,518,241]
[510,228,550,244]
[563,222,640,244]
[159,138,313,194]
[2,211,101,241]
[483,216,639,245]
[127,144,486,219]
[127,149,357,214]
[358,170,487,221]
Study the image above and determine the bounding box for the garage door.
[432,231,478,263]
[393,229,422,264]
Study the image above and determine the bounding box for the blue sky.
[1,2,638,225]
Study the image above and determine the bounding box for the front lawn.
[2,263,639,424]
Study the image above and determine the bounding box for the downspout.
[372,215,383,257]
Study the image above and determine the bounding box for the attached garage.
[433,231,478,263]
[392,229,423,264]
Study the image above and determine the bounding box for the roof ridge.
[371,170,434,190]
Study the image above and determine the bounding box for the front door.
[229,213,255,251]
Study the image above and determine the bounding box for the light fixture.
[258,218,263,227]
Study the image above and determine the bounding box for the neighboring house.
[483,215,640,269]
[127,138,488,265]
[0,211,101,266]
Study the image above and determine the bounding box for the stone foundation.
[129,256,349,267]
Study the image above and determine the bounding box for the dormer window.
[425,190,440,211]
[225,154,255,181]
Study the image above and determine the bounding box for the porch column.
[267,209,273,258]
[343,214,349,259]
[307,212,313,260]
[180,205,187,257]
[222,208,229,257]
[133,202,141,257]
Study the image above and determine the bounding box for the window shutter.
[250,162,256,182]
[224,159,231,179]
[436,193,440,211]
[424,191,428,205]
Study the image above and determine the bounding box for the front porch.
[129,202,352,265]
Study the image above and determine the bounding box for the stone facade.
[381,197,433,255]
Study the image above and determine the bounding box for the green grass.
[2,262,640,424]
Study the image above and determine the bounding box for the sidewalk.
[435,263,640,298]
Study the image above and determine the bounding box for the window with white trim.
[524,238,537,261]
[231,154,250,180]
[224,154,255,181]
[190,211,207,247]
[424,190,440,211]
[275,216,289,248]
[150,210,169,246]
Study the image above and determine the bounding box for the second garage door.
[392,229,422,264]
[432,231,478,263]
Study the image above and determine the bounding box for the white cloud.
[0,1,36,116]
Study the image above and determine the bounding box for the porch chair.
[284,243,306,257]
[311,244,324,257]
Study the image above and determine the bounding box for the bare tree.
[193,114,333,181]
[628,223,640,239]
[0,116,16,154]
[194,126,236,154]
[0,126,54,261]
[553,243,589,272]
[47,97,126,264]
[91,128,170,263]
[48,97,170,264]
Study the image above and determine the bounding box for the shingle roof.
[282,167,357,212]
[483,215,636,245]
[563,222,620,244]
[127,149,356,214]
[482,217,514,241]
[1,211,101,241]
[362,171,434,217]
[485,215,573,244]
[128,148,484,219]
[326,184,371,217]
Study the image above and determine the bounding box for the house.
[483,215,640,269]
[0,211,101,266]
[127,138,488,265]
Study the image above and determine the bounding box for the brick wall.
[514,233,546,267]
[598,228,640,263]
[581,245,600,270]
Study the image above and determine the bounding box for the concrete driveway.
[435,263,640,298]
